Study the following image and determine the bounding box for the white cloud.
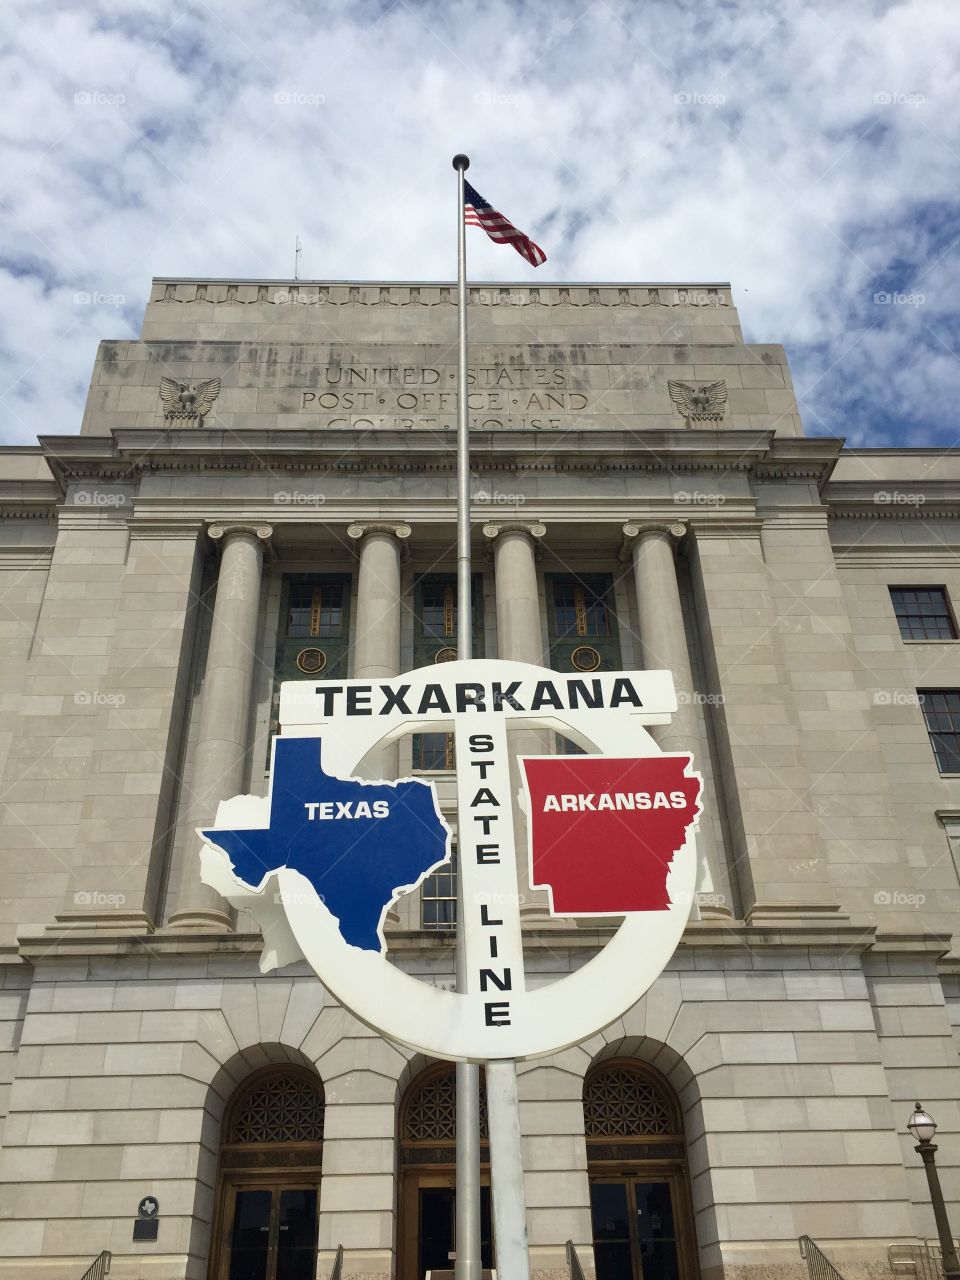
[0,0,958,445]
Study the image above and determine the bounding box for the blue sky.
[1,0,958,447]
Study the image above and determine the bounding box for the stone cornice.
[0,479,63,519]
[126,516,205,541]
[0,545,54,568]
[12,920,956,965]
[31,428,846,488]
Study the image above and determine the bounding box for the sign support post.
[452,151,484,1280]
[453,152,532,1280]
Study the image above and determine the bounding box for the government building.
[1,278,959,1280]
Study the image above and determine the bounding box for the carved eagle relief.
[667,379,727,424]
[160,376,221,424]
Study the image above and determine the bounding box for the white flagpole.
[452,152,483,1280]
[452,153,531,1280]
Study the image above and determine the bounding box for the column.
[347,522,410,778]
[622,520,734,917]
[168,522,272,929]
[483,521,550,918]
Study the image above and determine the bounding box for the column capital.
[207,521,274,550]
[482,519,547,541]
[346,521,412,542]
[619,519,687,559]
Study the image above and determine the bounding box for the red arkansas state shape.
[520,754,702,915]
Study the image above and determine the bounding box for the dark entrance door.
[591,1179,681,1280]
[226,1186,318,1280]
[416,1183,494,1279]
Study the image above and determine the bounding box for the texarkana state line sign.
[198,660,702,1063]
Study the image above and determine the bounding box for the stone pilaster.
[167,522,273,930]
[686,519,840,921]
[347,522,410,778]
[483,521,551,918]
[622,521,734,918]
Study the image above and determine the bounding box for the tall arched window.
[398,1063,493,1280]
[584,1061,698,1280]
[210,1065,324,1280]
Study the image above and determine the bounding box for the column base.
[697,897,735,921]
[165,907,234,932]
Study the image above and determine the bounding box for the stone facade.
[0,278,958,1280]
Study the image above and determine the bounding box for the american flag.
[464,180,547,267]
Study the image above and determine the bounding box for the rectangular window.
[420,579,457,640]
[421,849,457,930]
[414,733,456,771]
[286,581,345,638]
[546,572,621,673]
[551,577,611,638]
[412,574,482,771]
[890,588,957,641]
[920,690,960,773]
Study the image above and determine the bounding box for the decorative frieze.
[150,280,732,309]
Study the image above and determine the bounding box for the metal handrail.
[566,1239,587,1280]
[330,1244,344,1280]
[889,1240,960,1280]
[799,1236,845,1280]
[80,1253,111,1280]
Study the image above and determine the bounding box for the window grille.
[403,1065,488,1143]
[583,1064,677,1138]
[228,1070,325,1144]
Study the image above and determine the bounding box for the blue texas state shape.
[202,736,450,952]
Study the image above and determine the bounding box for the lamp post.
[908,1103,960,1280]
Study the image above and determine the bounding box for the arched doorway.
[585,1060,699,1280]
[398,1063,494,1280]
[209,1065,325,1280]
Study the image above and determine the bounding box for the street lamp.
[908,1103,960,1280]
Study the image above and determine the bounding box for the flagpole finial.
[452,153,470,171]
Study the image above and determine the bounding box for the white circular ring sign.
[199,660,701,1063]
